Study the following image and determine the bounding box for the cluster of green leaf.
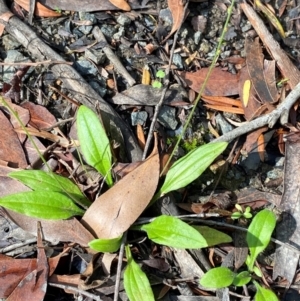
[152,70,166,89]
[200,209,278,301]
[0,103,231,300]
[231,204,253,220]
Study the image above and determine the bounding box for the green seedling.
[231,204,252,220]
[200,209,278,301]
[54,6,62,13]
[152,70,166,88]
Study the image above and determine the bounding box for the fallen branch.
[214,82,300,143]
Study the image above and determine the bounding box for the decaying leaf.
[3,208,94,246]
[81,148,160,239]
[21,101,57,130]
[14,0,61,17]
[161,0,186,43]
[180,68,239,96]
[0,110,27,168]
[245,37,278,104]
[109,0,131,11]
[7,223,48,301]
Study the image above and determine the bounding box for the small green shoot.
[124,245,155,301]
[253,281,279,301]
[89,235,122,253]
[156,70,166,79]
[246,209,276,272]
[76,105,113,187]
[151,70,166,89]
[231,204,252,220]
[200,209,278,300]
[200,267,236,288]
[54,6,62,13]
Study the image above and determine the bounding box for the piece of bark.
[240,2,300,89]
[0,0,142,162]
[39,0,147,12]
[273,132,300,283]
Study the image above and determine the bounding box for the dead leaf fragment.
[14,0,61,17]
[245,37,277,104]
[180,68,239,96]
[109,0,131,11]
[0,110,27,168]
[81,150,160,239]
[3,209,94,246]
[162,0,185,43]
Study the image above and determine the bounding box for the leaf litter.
[1,0,300,300]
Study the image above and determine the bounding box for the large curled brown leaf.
[81,150,160,239]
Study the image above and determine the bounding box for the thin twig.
[113,232,127,301]
[0,238,37,254]
[0,60,73,66]
[142,1,189,159]
[48,283,102,301]
[92,26,136,86]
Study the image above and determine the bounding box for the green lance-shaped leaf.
[193,226,232,246]
[246,209,276,271]
[140,215,207,249]
[9,170,91,208]
[253,281,279,301]
[200,267,236,288]
[76,105,113,187]
[124,245,155,301]
[158,142,227,197]
[88,235,122,253]
[232,271,252,287]
[0,191,84,219]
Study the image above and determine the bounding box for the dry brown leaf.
[14,0,61,17]
[0,249,68,298]
[14,127,74,148]
[3,209,94,246]
[0,110,27,168]
[109,0,131,11]
[0,254,37,298]
[21,101,57,130]
[204,104,244,114]
[136,124,145,150]
[162,0,185,43]
[81,149,160,239]
[245,37,278,104]
[180,68,239,96]
[0,11,14,36]
[201,95,243,108]
[257,133,265,161]
[7,224,48,301]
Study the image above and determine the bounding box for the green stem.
[160,0,236,177]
